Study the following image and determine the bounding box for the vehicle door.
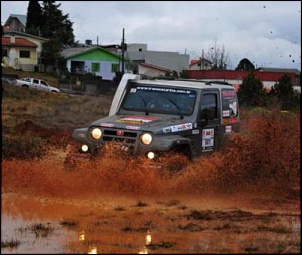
[196,89,223,153]
[32,78,40,90]
[40,80,50,92]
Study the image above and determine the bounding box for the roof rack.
[205,81,233,86]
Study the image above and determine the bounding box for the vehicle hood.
[91,115,193,134]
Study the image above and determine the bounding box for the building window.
[91,62,100,72]
[20,51,30,58]
[111,63,119,73]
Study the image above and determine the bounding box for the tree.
[237,72,267,108]
[36,1,75,70]
[235,58,255,71]
[205,40,230,70]
[269,74,300,110]
[41,1,75,45]
[26,0,43,36]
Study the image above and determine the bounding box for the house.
[2,14,48,72]
[61,46,122,81]
[3,14,27,33]
[125,43,190,75]
[189,58,212,70]
[138,62,173,78]
[2,32,48,71]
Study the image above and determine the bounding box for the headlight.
[91,128,102,140]
[140,133,153,145]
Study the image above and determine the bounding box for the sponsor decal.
[100,123,115,127]
[202,128,214,151]
[229,101,238,116]
[117,116,158,125]
[137,86,193,94]
[223,119,229,124]
[222,110,230,117]
[163,127,171,133]
[225,125,232,133]
[163,123,193,133]
[125,125,140,130]
[230,117,237,123]
[192,129,199,135]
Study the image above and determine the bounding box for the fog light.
[147,152,155,159]
[81,144,89,152]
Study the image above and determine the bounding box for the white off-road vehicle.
[72,74,240,161]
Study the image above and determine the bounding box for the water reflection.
[78,230,98,254]
[1,213,77,254]
[138,231,152,254]
[88,246,98,254]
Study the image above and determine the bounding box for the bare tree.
[205,40,230,70]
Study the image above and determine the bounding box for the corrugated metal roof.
[61,46,120,59]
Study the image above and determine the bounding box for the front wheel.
[154,151,191,178]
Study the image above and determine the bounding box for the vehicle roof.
[133,79,235,90]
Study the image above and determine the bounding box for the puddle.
[1,192,300,254]
[1,213,77,254]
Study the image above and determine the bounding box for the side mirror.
[200,108,215,121]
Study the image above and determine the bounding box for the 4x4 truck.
[72,74,240,161]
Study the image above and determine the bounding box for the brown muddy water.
[1,146,301,254]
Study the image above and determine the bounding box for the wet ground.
[1,147,301,254]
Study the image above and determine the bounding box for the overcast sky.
[1,1,301,70]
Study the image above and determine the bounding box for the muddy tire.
[156,152,191,178]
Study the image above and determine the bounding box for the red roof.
[140,62,172,72]
[2,37,37,48]
[190,58,212,66]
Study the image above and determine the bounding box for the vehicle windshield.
[121,83,197,116]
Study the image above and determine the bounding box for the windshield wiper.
[137,94,150,115]
[166,98,184,119]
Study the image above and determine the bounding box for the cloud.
[1,1,301,70]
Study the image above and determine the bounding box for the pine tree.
[269,74,300,110]
[36,1,75,69]
[41,1,74,45]
[237,72,267,108]
[26,0,43,36]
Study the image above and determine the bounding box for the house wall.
[6,18,25,32]
[189,61,212,71]
[10,35,45,58]
[66,49,120,80]
[138,65,166,77]
[126,50,190,73]
[66,59,119,80]
[188,70,300,89]
[4,46,38,67]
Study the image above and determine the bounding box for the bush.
[2,134,47,160]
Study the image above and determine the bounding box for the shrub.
[2,134,47,159]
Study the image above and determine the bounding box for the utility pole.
[121,28,125,75]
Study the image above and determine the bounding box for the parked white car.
[12,77,60,93]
